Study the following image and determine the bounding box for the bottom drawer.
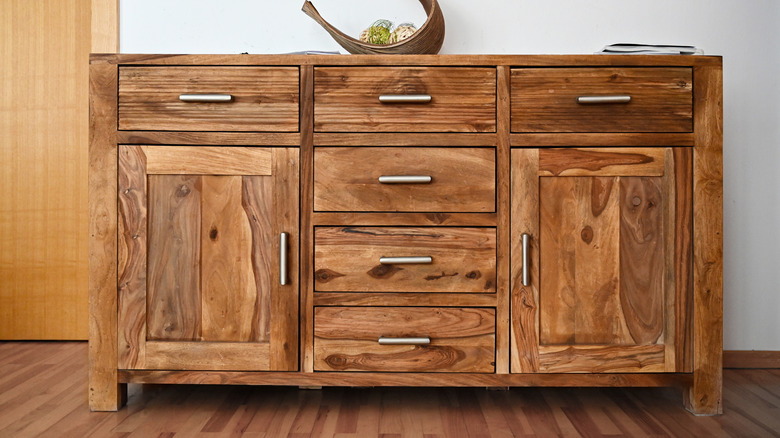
[314,307,495,373]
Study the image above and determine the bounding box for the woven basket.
[302,0,445,55]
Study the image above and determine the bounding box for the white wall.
[121,0,780,351]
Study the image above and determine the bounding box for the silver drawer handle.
[378,337,431,345]
[280,232,288,286]
[378,94,432,104]
[522,233,530,287]
[179,94,233,103]
[379,256,432,265]
[378,175,432,184]
[577,95,631,104]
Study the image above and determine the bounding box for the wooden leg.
[89,380,127,412]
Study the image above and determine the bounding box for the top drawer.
[118,67,299,132]
[314,67,496,133]
[511,68,692,133]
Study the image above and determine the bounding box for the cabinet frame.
[89,55,722,416]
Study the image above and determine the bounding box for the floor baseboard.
[723,350,780,369]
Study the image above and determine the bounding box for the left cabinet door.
[117,146,299,371]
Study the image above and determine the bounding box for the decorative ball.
[359,19,393,45]
[390,23,417,43]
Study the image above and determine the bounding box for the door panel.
[118,146,298,371]
[511,147,692,373]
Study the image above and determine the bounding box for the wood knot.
[465,270,481,280]
[176,185,191,197]
[314,269,345,283]
[632,196,642,207]
[581,226,594,244]
[368,264,402,279]
[209,227,218,240]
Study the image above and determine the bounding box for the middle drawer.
[314,147,496,212]
[314,227,496,293]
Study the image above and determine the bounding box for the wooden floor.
[1,342,779,437]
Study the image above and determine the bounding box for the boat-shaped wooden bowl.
[302,0,445,55]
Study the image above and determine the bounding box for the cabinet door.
[511,148,692,373]
[117,146,299,371]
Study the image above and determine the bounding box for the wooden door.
[0,0,117,339]
[511,147,692,373]
[117,146,299,371]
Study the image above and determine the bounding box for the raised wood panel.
[314,227,497,293]
[146,175,201,341]
[1,0,91,340]
[314,67,496,132]
[314,307,495,372]
[314,147,495,212]
[118,67,299,132]
[116,146,298,372]
[142,146,272,175]
[511,68,692,133]
[200,175,264,342]
[513,147,689,374]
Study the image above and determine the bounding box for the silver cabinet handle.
[379,256,433,265]
[378,337,431,345]
[378,94,432,104]
[577,95,631,104]
[378,175,432,184]
[280,232,288,286]
[522,233,530,287]
[179,94,233,103]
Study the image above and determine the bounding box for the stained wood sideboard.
[89,54,723,414]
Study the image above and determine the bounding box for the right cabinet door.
[511,147,692,373]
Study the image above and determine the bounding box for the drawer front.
[314,227,496,293]
[314,67,496,132]
[314,307,496,372]
[118,66,299,131]
[511,68,692,132]
[314,147,495,212]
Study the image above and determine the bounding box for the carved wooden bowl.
[302,0,445,55]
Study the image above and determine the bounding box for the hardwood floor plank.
[3,342,780,437]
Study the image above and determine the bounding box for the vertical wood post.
[685,61,723,415]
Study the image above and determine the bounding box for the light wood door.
[117,146,299,371]
[511,147,692,373]
[0,0,115,339]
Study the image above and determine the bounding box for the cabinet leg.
[89,381,127,412]
[683,371,722,416]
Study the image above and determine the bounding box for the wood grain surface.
[314,227,496,293]
[314,307,495,372]
[513,147,691,374]
[511,67,692,133]
[314,147,495,212]
[685,63,724,415]
[314,67,496,132]
[118,66,299,132]
[88,58,125,411]
[116,146,298,372]
[1,0,91,340]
